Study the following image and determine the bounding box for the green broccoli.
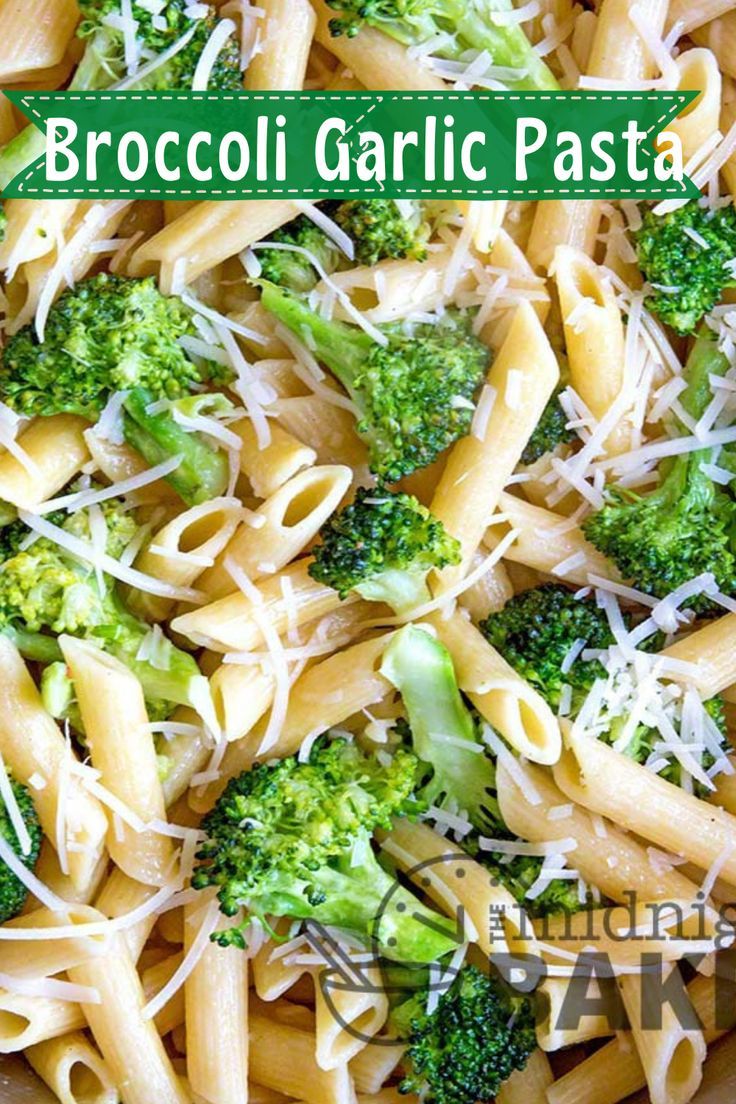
[0,0,241,189]
[480,584,729,796]
[260,282,489,481]
[192,736,460,962]
[0,777,42,924]
[389,964,536,1104]
[381,625,498,831]
[335,199,428,266]
[582,327,736,609]
[309,487,460,614]
[381,623,586,917]
[0,274,229,506]
[479,583,616,712]
[0,498,209,722]
[257,208,345,294]
[0,200,6,243]
[258,200,429,293]
[326,0,558,92]
[635,200,736,335]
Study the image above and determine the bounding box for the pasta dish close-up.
[2,1,736,1103]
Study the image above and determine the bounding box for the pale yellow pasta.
[141,954,185,1037]
[431,300,559,589]
[0,636,107,893]
[0,0,77,79]
[0,200,79,273]
[526,201,602,274]
[233,417,317,498]
[314,960,388,1071]
[484,492,622,586]
[249,1012,356,1104]
[381,819,539,960]
[554,246,628,455]
[160,714,211,808]
[328,251,475,327]
[536,978,613,1051]
[540,898,721,968]
[6,201,131,335]
[130,496,243,620]
[458,199,508,254]
[94,868,160,964]
[274,395,370,470]
[184,900,248,1104]
[496,1049,554,1104]
[82,432,180,504]
[172,556,351,653]
[0,906,110,981]
[244,0,316,90]
[427,609,562,764]
[667,0,734,34]
[198,464,352,600]
[586,0,669,81]
[483,228,550,347]
[311,0,446,90]
[617,965,705,1104]
[350,1041,405,1096]
[31,844,108,908]
[692,13,736,78]
[547,974,722,1104]
[553,727,736,887]
[67,932,190,1104]
[252,919,312,1001]
[129,200,298,290]
[666,49,722,164]
[210,663,275,742]
[60,637,174,886]
[496,759,705,903]
[26,1031,117,1104]
[0,414,90,509]
[458,553,514,621]
[661,612,736,697]
[0,991,85,1053]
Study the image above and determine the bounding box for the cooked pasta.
[0,6,734,1104]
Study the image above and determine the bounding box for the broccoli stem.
[122,387,229,506]
[302,856,460,964]
[676,326,731,425]
[0,127,46,191]
[381,625,477,765]
[259,282,372,396]
[455,2,559,91]
[1,626,63,664]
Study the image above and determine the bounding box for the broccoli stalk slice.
[1,625,63,664]
[260,281,372,393]
[381,626,500,832]
[327,0,558,92]
[122,387,229,507]
[0,127,47,192]
[355,567,432,612]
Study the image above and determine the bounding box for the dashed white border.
[6,91,695,199]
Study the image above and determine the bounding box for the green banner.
[2,89,699,201]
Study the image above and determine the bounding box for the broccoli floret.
[0,777,42,924]
[0,2,241,189]
[76,0,241,91]
[389,964,536,1104]
[0,275,228,506]
[326,0,557,91]
[309,488,460,613]
[258,201,428,293]
[0,500,209,721]
[583,328,736,607]
[635,201,736,335]
[480,583,616,711]
[260,283,489,482]
[381,625,499,830]
[480,584,729,798]
[192,736,460,962]
[257,210,344,294]
[335,200,428,266]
